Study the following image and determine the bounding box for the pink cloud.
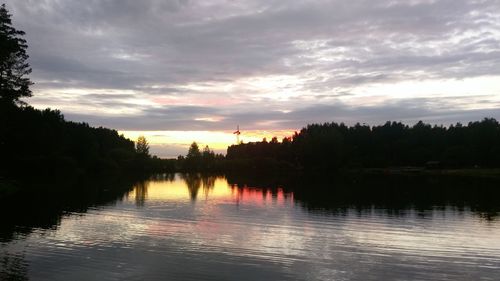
[152,96,239,106]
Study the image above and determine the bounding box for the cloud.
[63,96,500,132]
[3,0,500,131]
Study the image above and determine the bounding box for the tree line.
[0,105,173,181]
[160,118,500,174]
[175,142,225,172]
[0,4,168,190]
[225,119,500,172]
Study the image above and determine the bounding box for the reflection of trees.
[226,173,500,221]
[180,173,202,201]
[202,176,216,199]
[149,173,175,182]
[0,178,136,279]
[134,181,148,207]
[166,173,175,182]
[0,250,28,281]
[180,174,217,201]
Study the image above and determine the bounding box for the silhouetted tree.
[202,145,213,158]
[187,142,201,159]
[177,142,225,172]
[136,136,150,156]
[0,4,32,105]
[201,145,215,170]
[225,118,500,171]
[184,142,202,171]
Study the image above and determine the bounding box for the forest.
[0,104,174,181]
[1,3,171,196]
[168,117,500,174]
[225,119,500,173]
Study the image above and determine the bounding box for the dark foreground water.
[1,174,500,280]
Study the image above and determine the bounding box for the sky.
[4,0,500,157]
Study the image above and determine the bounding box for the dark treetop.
[0,4,32,105]
[226,119,500,172]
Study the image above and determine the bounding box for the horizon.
[4,0,500,157]
[121,117,496,158]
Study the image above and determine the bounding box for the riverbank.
[0,173,148,202]
[351,167,500,178]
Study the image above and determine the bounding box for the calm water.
[1,174,500,280]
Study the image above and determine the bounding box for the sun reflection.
[127,174,294,206]
[230,186,293,207]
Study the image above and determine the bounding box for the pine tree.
[136,136,150,156]
[0,4,32,105]
[187,142,201,159]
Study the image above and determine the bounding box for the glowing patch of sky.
[345,76,500,108]
[29,88,156,115]
[121,130,296,158]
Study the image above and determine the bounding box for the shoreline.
[349,167,500,178]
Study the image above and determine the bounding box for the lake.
[1,173,500,280]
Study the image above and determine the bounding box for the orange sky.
[120,129,297,158]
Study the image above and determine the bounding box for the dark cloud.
[64,97,500,132]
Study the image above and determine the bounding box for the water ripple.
[1,175,500,280]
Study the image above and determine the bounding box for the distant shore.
[349,167,500,178]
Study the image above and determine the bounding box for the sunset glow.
[4,0,500,158]
[120,129,296,157]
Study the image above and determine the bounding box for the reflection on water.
[130,174,294,207]
[1,174,500,281]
